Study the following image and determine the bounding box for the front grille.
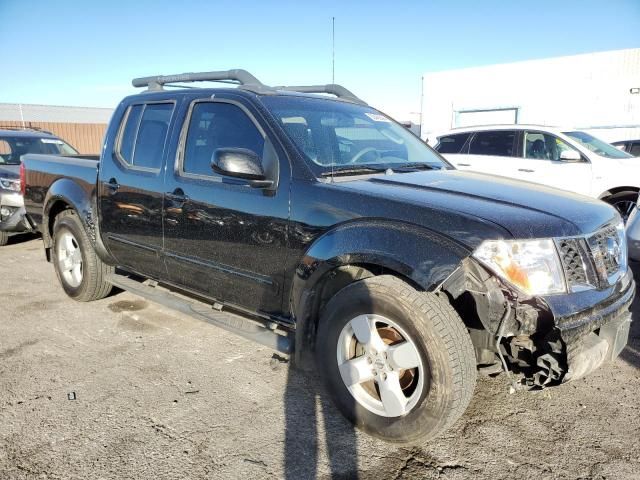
[556,223,626,292]
[588,224,622,279]
[557,238,588,288]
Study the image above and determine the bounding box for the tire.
[0,231,8,246]
[52,210,113,302]
[604,190,637,223]
[316,275,477,444]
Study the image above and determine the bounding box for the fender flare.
[290,219,471,366]
[42,178,114,264]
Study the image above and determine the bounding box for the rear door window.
[116,102,174,170]
[435,133,471,154]
[468,130,517,157]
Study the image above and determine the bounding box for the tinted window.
[118,105,143,164]
[524,131,577,161]
[182,102,264,176]
[132,103,174,169]
[468,130,516,157]
[630,142,640,157]
[436,133,471,154]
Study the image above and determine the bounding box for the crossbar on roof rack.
[274,84,367,105]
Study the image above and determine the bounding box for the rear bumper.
[0,191,31,233]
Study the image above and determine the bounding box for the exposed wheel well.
[599,186,639,200]
[45,200,72,250]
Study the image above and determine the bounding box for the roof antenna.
[330,16,336,182]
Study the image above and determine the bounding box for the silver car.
[626,195,640,262]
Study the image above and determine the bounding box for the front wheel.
[316,275,477,444]
[52,210,113,302]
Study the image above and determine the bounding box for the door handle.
[105,178,120,194]
[166,189,189,204]
[457,163,472,167]
[518,168,535,173]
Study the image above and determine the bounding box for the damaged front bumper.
[448,258,635,388]
[544,267,634,383]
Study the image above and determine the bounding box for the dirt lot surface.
[1,234,639,480]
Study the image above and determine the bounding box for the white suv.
[434,125,639,220]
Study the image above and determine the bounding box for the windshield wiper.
[391,163,439,172]
[320,166,389,177]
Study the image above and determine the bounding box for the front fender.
[290,219,471,366]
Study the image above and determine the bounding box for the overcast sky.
[1,0,639,120]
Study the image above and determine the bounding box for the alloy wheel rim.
[336,314,425,418]
[57,230,83,288]
[613,200,636,223]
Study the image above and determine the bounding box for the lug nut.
[382,373,387,381]
[367,357,373,364]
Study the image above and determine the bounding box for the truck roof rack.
[132,69,366,104]
[273,84,367,105]
[131,69,271,93]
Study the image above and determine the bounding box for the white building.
[421,48,640,144]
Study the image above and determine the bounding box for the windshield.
[0,135,78,165]
[563,131,633,159]
[262,96,450,174]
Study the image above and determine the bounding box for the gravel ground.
[1,234,639,480]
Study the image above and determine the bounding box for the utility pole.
[332,16,335,84]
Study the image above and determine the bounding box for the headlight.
[473,239,566,296]
[0,177,20,192]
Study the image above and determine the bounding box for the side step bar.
[107,273,293,354]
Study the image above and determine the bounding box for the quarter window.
[117,103,173,169]
[182,102,264,176]
[468,130,516,157]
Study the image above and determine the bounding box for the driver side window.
[524,131,576,161]
[182,102,265,177]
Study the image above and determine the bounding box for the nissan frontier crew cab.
[21,70,634,444]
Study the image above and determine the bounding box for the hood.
[0,164,20,179]
[336,170,618,240]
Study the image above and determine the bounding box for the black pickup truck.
[22,69,634,444]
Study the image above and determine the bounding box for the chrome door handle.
[518,169,535,173]
[457,163,472,167]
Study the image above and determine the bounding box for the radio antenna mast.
[332,17,335,83]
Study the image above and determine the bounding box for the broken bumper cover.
[544,268,635,383]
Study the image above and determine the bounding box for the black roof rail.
[0,124,53,135]
[131,69,271,93]
[131,69,366,104]
[274,84,367,105]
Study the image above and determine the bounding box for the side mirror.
[211,148,273,188]
[559,150,582,162]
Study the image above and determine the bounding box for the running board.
[107,273,292,354]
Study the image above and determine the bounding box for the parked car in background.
[435,125,639,221]
[0,127,78,246]
[20,69,634,444]
[625,194,640,261]
[612,139,640,157]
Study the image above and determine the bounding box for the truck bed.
[22,153,99,232]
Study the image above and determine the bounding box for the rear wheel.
[604,190,637,223]
[316,275,477,444]
[0,231,8,246]
[52,210,113,301]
